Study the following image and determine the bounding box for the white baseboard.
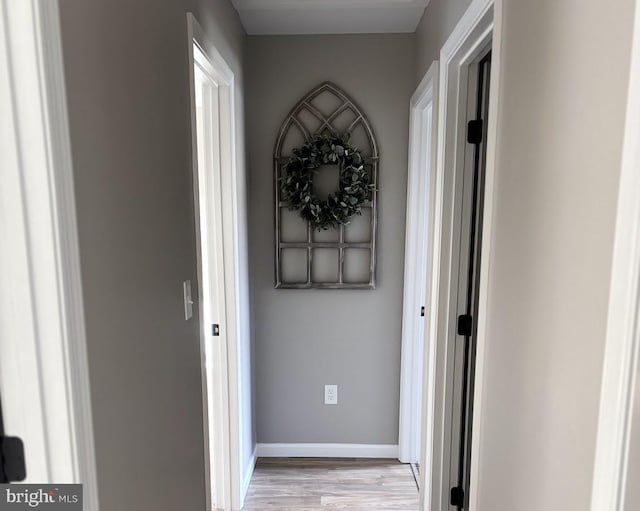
[256,443,399,459]
[240,445,257,505]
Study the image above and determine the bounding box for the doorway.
[0,0,98,503]
[420,2,501,511]
[447,48,492,511]
[187,13,244,511]
[191,37,230,511]
[400,61,439,468]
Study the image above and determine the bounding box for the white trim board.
[0,0,99,507]
[420,0,502,510]
[590,0,640,508]
[399,60,439,464]
[256,444,399,459]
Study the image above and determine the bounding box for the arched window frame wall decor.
[274,82,379,289]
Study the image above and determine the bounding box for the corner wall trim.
[256,443,399,459]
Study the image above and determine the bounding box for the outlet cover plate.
[324,384,338,405]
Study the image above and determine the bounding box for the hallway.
[5,0,639,510]
[244,458,419,510]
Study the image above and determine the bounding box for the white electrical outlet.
[324,385,338,405]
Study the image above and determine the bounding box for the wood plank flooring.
[243,458,419,510]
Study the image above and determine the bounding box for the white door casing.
[399,61,439,464]
[420,0,503,509]
[187,13,249,511]
[0,0,99,507]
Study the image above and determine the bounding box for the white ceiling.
[231,0,431,35]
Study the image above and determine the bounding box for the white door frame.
[186,13,244,511]
[419,0,503,509]
[590,0,640,508]
[399,61,439,464]
[0,0,99,507]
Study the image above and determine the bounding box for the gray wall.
[246,34,414,445]
[416,0,634,509]
[58,1,252,510]
[414,0,472,80]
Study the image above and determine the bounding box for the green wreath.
[280,133,374,231]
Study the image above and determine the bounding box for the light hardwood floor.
[243,458,419,510]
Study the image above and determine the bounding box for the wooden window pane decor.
[274,82,378,289]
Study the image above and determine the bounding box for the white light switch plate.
[324,385,338,405]
[183,280,193,320]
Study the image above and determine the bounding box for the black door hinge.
[467,119,483,144]
[420,306,425,317]
[457,314,473,336]
[0,436,26,483]
[212,324,220,336]
[450,486,465,507]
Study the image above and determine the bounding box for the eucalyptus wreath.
[280,133,374,230]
